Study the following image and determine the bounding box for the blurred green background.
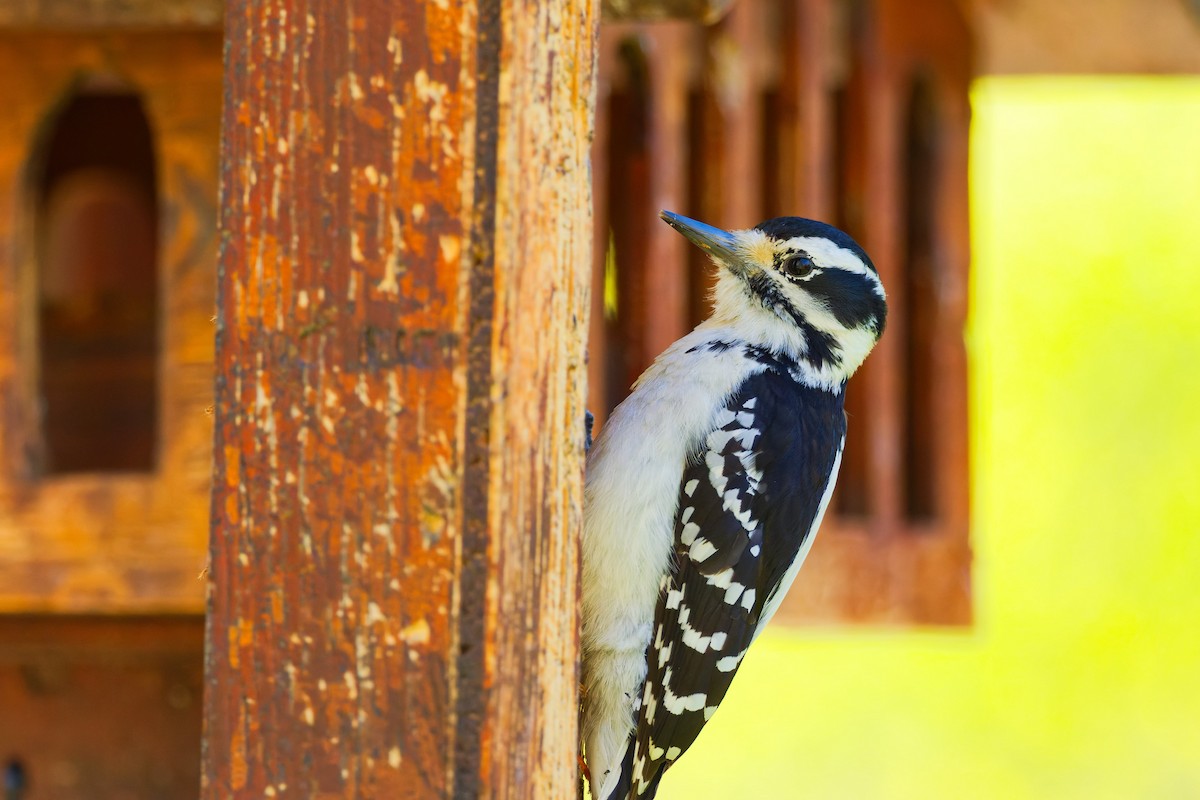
[665,76,1200,798]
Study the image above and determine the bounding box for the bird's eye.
[781,254,816,279]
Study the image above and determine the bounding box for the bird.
[580,211,887,799]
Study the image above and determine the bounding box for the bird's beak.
[660,211,741,271]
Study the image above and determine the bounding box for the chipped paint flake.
[438,234,461,265]
[400,618,431,646]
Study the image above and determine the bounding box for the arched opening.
[901,74,941,521]
[32,78,159,474]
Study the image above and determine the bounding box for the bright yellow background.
[665,77,1200,798]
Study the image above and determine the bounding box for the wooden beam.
[201,0,597,796]
[0,0,222,28]
[0,0,731,29]
[601,0,732,22]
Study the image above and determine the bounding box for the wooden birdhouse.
[0,8,222,797]
[2,0,977,796]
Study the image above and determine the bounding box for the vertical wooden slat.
[863,69,905,539]
[831,0,876,522]
[685,6,761,326]
[640,25,692,363]
[600,23,693,405]
[589,78,612,428]
[201,0,598,796]
[782,0,838,218]
[708,1,763,230]
[603,29,654,408]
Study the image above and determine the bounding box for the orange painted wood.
[201,0,597,796]
[0,32,223,614]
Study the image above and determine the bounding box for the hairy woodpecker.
[581,211,887,799]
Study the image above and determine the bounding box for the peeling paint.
[204,0,595,795]
[399,618,431,646]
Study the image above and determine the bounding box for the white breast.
[580,327,764,793]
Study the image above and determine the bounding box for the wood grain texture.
[0,32,223,613]
[201,0,596,796]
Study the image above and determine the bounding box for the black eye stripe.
[803,269,886,328]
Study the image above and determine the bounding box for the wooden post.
[201,0,598,796]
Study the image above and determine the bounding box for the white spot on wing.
[657,641,672,667]
[706,451,728,496]
[705,568,734,590]
[689,537,717,562]
[661,667,708,714]
[716,651,745,672]
[723,582,745,605]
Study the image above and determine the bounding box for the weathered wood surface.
[0,32,222,613]
[201,0,597,796]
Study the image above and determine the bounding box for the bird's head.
[662,210,887,383]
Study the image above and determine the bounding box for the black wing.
[608,365,845,799]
